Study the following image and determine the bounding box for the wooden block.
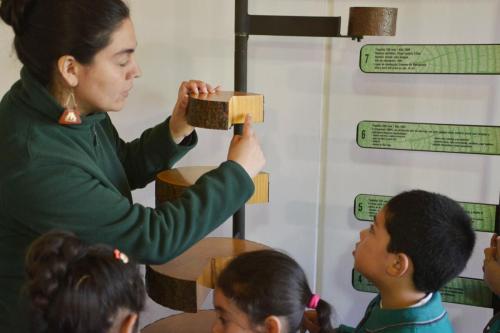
[145,237,270,312]
[187,91,264,130]
[156,166,269,205]
[141,310,216,333]
[348,7,397,37]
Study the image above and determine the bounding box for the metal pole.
[233,0,249,239]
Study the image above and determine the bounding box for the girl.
[25,230,145,333]
[213,250,335,333]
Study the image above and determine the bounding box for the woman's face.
[212,289,263,333]
[75,18,141,114]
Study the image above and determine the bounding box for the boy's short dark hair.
[385,190,475,293]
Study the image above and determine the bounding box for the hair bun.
[0,0,37,33]
[25,231,86,312]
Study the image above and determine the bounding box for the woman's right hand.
[227,114,265,178]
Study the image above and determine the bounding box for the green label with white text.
[354,194,496,232]
[352,270,492,308]
[357,121,500,155]
[360,44,500,74]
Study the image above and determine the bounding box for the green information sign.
[357,121,500,155]
[354,194,496,232]
[360,44,500,74]
[352,270,493,308]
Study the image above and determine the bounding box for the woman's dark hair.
[385,190,476,293]
[217,250,335,333]
[0,0,130,86]
[24,230,145,333]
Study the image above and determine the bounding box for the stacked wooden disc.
[186,91,264,130]
[348,7,398,37]
[156,166,269,205]
[141,310,216,333]
[146,237,270,312]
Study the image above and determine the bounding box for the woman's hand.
[300,310,320,333]
[227,114,266,178]
[484,233,500,295]
[169,80,220,142]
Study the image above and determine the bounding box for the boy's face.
[353,206,393,283]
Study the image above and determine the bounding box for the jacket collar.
[19,67,106,128]
[360,293,448,332]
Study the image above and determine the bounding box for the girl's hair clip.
[114,249,129,264]
[308,294,320,309]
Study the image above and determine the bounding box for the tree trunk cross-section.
[146,237,270,312]
[348,7,398,37]
[141,310,216,333]
[156,166,269,206]
[187,91,264,130]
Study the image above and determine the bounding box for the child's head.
[213,249,334,333]
[354,190,475,293]
[25,230,146,333]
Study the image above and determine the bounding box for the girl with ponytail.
[25,230,145,333]
[214,250,335,333]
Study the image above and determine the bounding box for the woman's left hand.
[484,233,500,295]
[169,80,220,142]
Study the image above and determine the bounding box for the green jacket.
[0,68,254,331]
[338,293,454,333]
[485,313,500,333]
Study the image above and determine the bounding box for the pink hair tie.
[308,294,320,309]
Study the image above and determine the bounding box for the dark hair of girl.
[24,230,145,333]
[0,0,130,86]
[217,249,335,333]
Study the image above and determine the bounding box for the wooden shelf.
[141,310,215,333]
[156,166,269,205]
[187,91,264,130]
[146,237,270,312]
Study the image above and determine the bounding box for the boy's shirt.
[337,292,454,333]
[484,313,500,333]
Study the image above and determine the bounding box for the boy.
[483,234,500,333]
[341,190,476,332]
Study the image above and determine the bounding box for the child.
[342,190,476,332]
[213,249,335,333]
[24,230,146,333]
[483,233,500,332]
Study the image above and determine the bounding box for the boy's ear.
[119,313,138,333]
[387,252,411,278]
[57,55,80,88]
[263,315,282,333]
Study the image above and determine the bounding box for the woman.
[0,0,265,331]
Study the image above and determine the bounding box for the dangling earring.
[58,91,82,125]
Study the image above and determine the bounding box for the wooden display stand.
[187,91,264,130]
[141,310,216,333]
[156,166,269,205]
[148,87,269,314]
[146,237,270,312]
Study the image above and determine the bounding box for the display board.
[357,121,500,155]
[354,194,496,233]
[352,270,493,308]
[360,44,500,74]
